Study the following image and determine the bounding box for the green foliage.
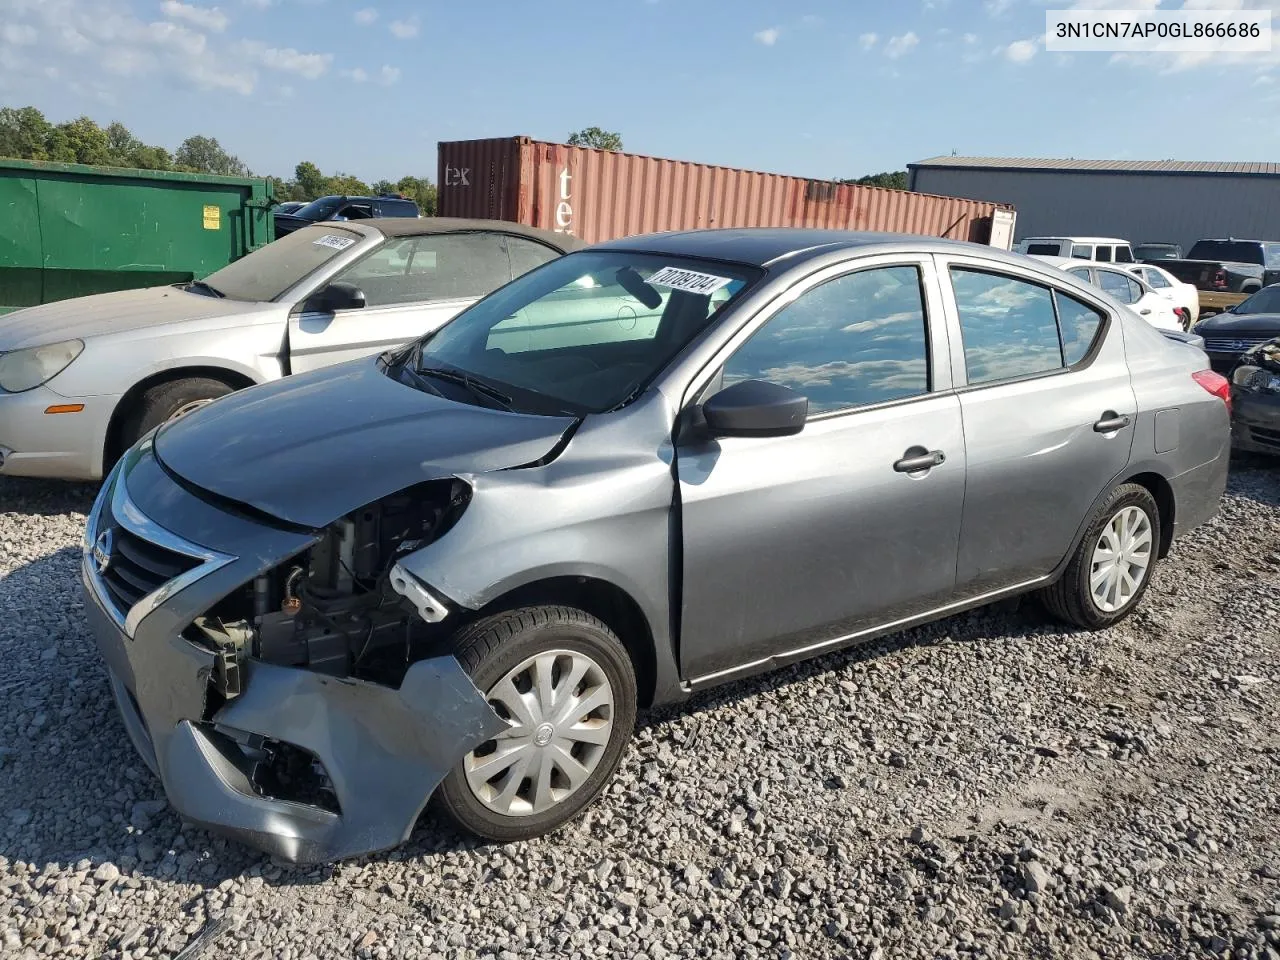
[840,170,909,191]
[175,135,249,177]
[566,127,623,151]
[0,106,441,213]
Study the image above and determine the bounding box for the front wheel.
[119,377,234,452]
[1041,483,1161,630]
[435,606,637,842]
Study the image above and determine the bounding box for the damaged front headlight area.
[187,477,473,708]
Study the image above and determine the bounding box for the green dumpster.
[0,159,274,314]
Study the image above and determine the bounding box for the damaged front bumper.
[80,442,503,864]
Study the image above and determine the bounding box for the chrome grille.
[1202,337,1271,354]
[94,518,200,619]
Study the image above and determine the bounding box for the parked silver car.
[0,219,580,479]
[81,230,1231,863]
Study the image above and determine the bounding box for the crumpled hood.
[0,286,264,350]
[153,357,576,528]
[1195,311,1280,334]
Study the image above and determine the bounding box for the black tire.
[119,377,234,450]
[1041,483,1161,630]
[435,605,637,842]
[1176,308,1191,331]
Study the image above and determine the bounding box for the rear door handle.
[1094,413,1132,433]
[894,448,946,473]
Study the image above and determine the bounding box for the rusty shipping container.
[438,136,1015,248]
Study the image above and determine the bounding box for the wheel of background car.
[434,605,637,842]
[119,377,235,452]
[1177,308,1191,330]
[1040,483,1160,630]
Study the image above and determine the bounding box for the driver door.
[288,232,512,373]
[675,258,966,684]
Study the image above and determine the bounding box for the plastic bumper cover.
[81,449,504,863]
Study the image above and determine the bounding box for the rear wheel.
[119,377,234,451]
[435,606,637,842]
[1041,483,1160,630]
[1176,307,1191,330]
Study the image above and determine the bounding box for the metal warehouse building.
[907,156,1280,253]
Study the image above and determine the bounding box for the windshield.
[294,197,345,221]
[396,250,760,415]
[197,225,364,301]
[1236,286,1280,315]
[1188,240,1263,265]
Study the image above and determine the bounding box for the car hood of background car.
[1195,312,1280,333]
[0,286,268,351]
[152,358,577,529]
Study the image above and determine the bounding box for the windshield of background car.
[1135,244,1178,260]
[1236,286,1280,314]
[295,197,344,220]
[198,225,364,301]
[406,250,761,415]
[1188,241,1264,265]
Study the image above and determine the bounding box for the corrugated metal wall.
[439,137,1010,246]
[910,166,1280,253]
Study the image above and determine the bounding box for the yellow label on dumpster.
[203,205,221,230]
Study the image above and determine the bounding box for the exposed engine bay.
[188,478,471,700]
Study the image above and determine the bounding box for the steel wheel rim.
[1090,505,1153,613]
[464,649,614,817]
[168,398,214,422]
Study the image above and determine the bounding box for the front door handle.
[894,447,946,473]
[1139,307,1151,315]
[1094,412,1132,433]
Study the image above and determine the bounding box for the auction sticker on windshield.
[313,235,357,250]
[648,266,733,296]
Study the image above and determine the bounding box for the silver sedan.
[0,219,580,479]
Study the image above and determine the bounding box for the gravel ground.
[0,465,1278,960]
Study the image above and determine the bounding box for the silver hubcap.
[464,650,614,817]
[168,398,213,422]
[1090,505,1153,613]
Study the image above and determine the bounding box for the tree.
[371,179,395,196]
[47,116,111,166]
[566,127,623,151]
[394,175,437,216]
[324,173,372,197]
[175,135,249,176]
[841,171,908,191]
[293,160,326,199]
[0,106,53,161]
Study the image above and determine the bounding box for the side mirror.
[305,282,366,313]
[702,379,808,439]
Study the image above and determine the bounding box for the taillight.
[1192,369,1232,416]
[1211,269,1227,290]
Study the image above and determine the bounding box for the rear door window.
[1095,246,1114,262]
[1097,269,1138,304]
[950,268,1063,384]
[1146,269,1171,289]
[1070,244,1094,259]
[1114,246,1135,263]
[506,236,563,279]
[335,233,511,306]
[1054,292,1106,365]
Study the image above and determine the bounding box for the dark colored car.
[1229,337,1280,455]
[1192,284,1280,374]
[1134,242,1182,263]
[275,194,420,239]
[1160,239,1280,303]
[274,200,307,216]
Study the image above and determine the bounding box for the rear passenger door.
[288,232,511,373]
[936,256,1137,595]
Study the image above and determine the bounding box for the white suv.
[1016,236,1135,263]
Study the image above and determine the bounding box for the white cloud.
[1004,37,1038,63]
[389,15,419,38]
[754,27,780,46]
[1,24,38,45]
[885,31,919,58]
[962,32,978,44]
[340,66,368,82]
[241,42,332,79]
[378,63,399,84]
[984,0,1014,16]
[354,7,378,25]
[160,0,229,33]
[1257,74,1274,85]
[339,63,400,85]
[859,32,879,50]
[241,0,272,7]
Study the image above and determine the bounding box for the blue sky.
[2,0,1278,182]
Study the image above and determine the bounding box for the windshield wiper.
[417,366,513,411]
[186,280,225,299]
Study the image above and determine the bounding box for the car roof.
[1034,255,1137,272]
[590,228,1031,269]
[337,217,587,251]
[1022,236,1130,245]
